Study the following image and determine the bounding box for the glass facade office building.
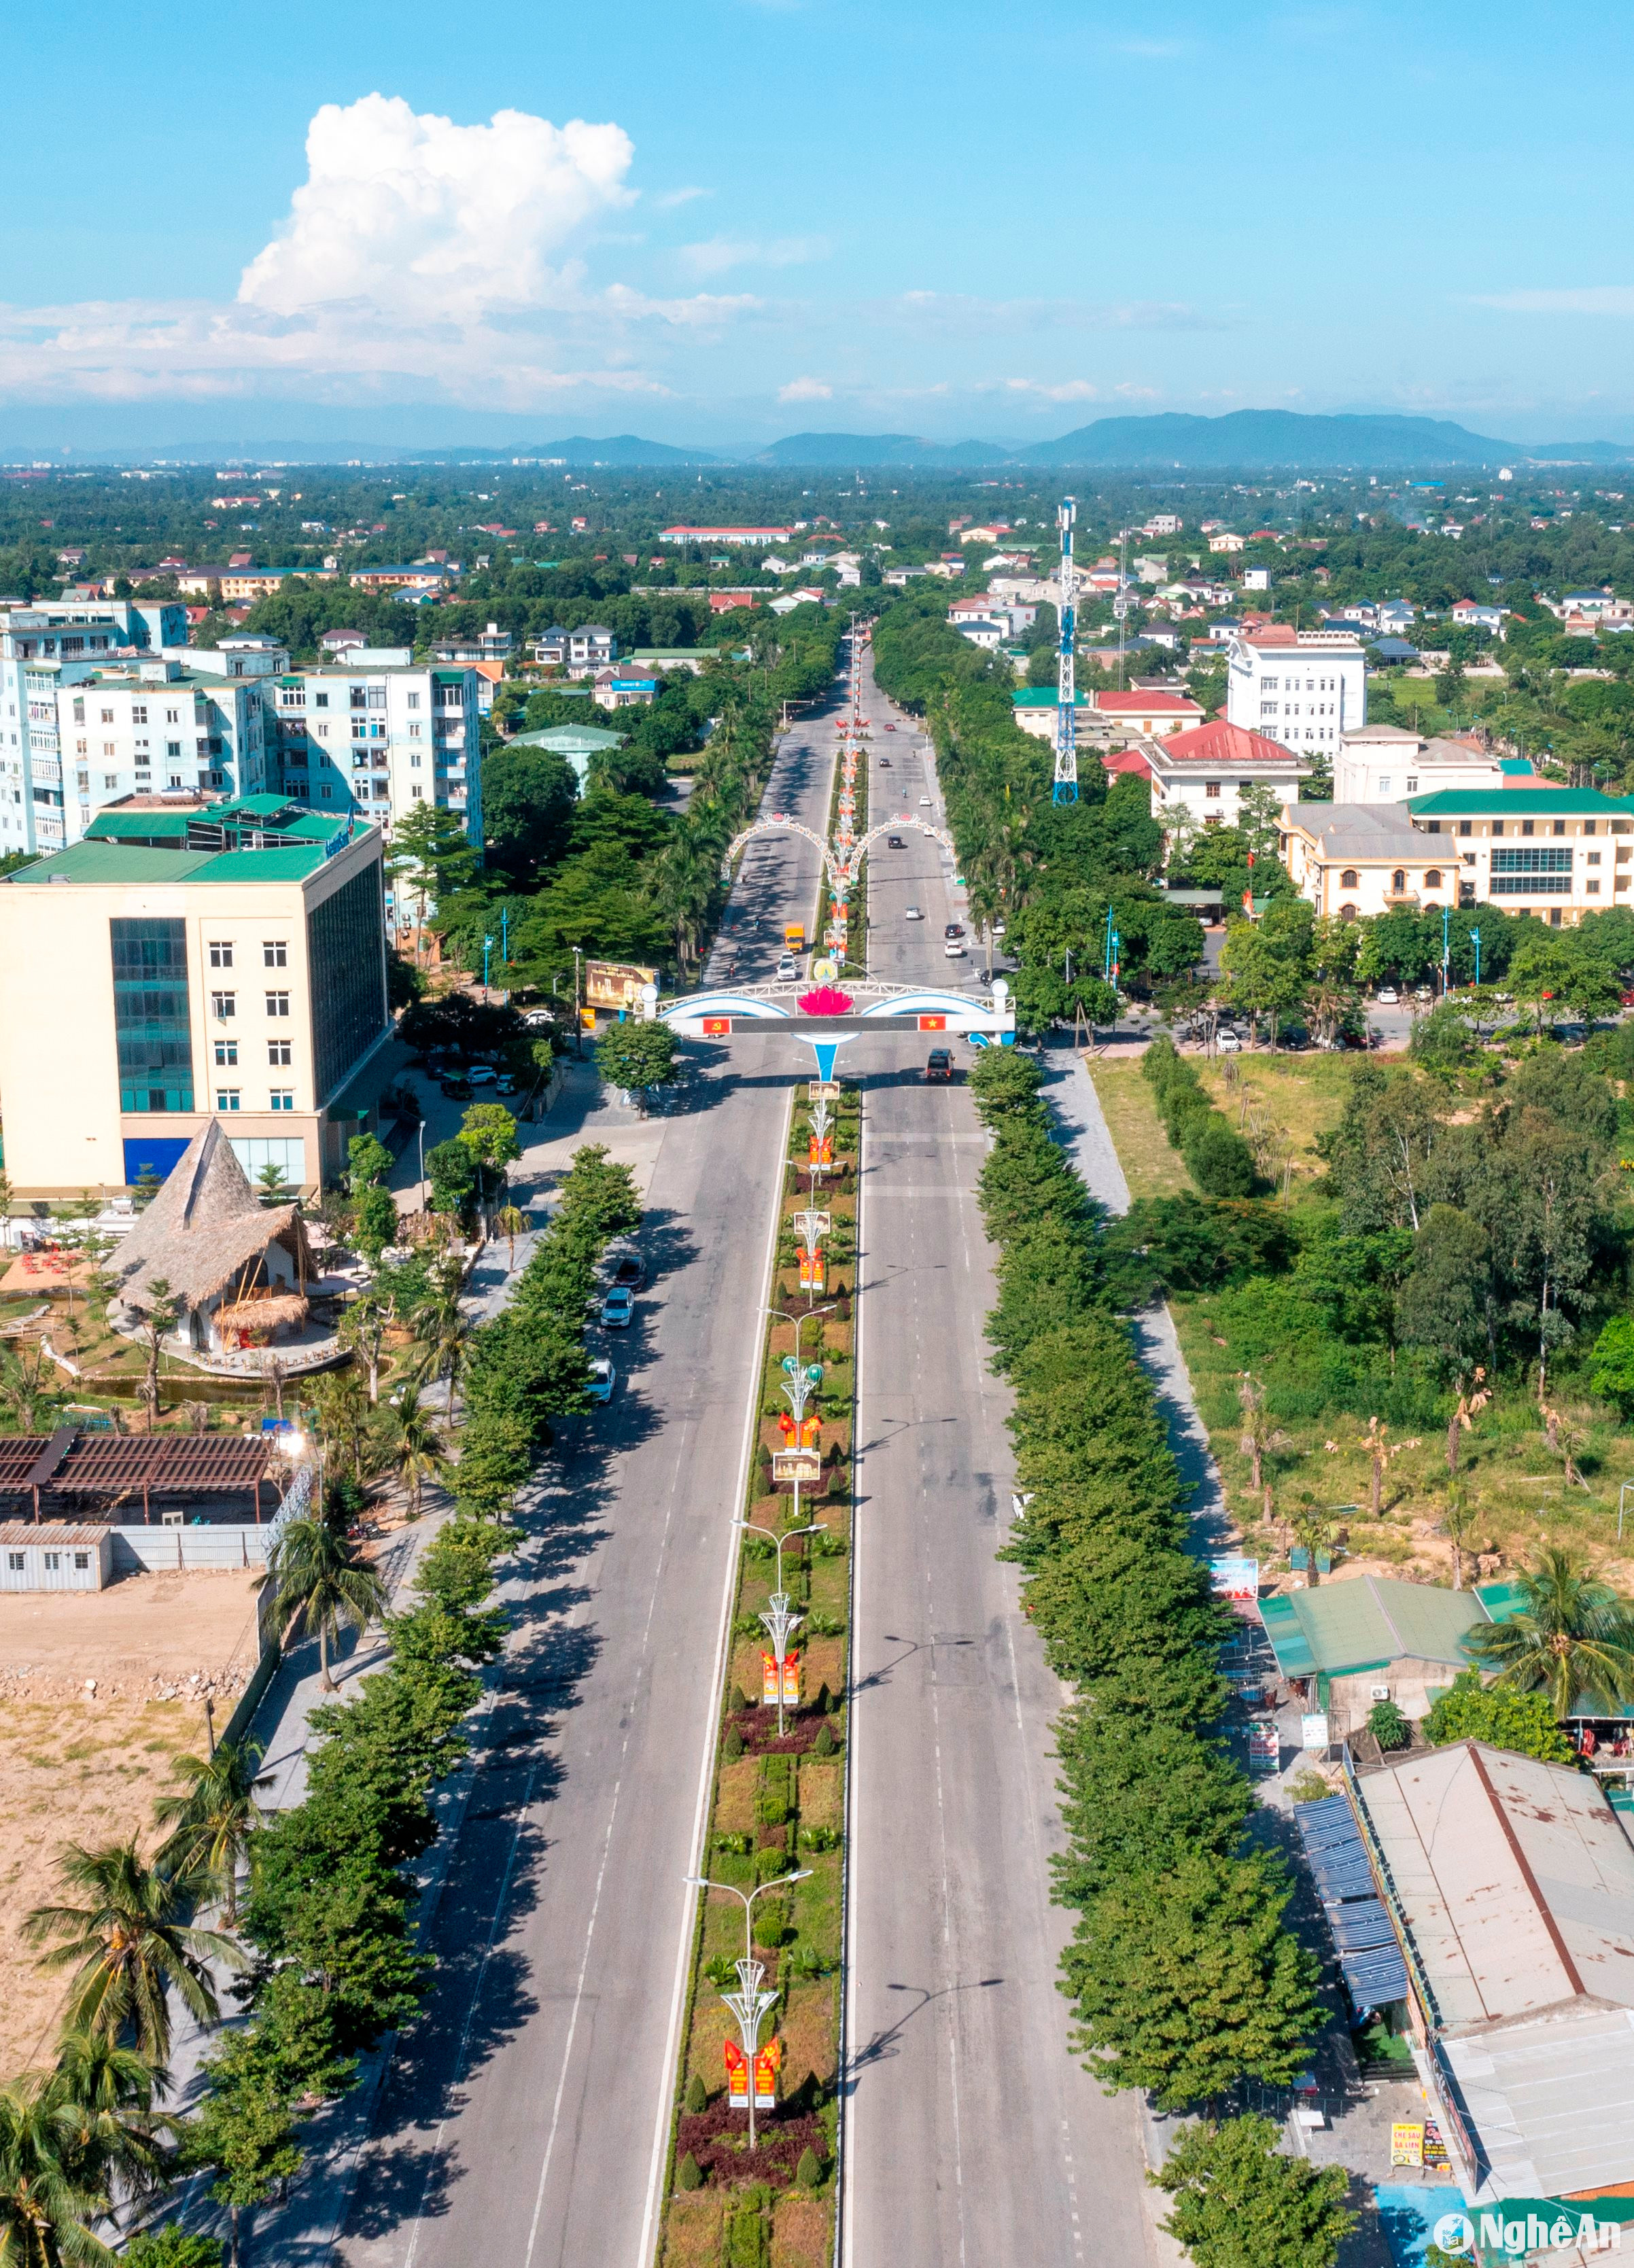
[307,862,388,1103]
[110,918,194,1113]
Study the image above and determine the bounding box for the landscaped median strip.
[658,1080,863,2268]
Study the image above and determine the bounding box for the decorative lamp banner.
[761,1650,781,1704]
[724,2039,748,2108]
[585,959,659,1011]
[797,1246,825,1289]
[753,2038,782,2108]
[780,1650,801,1705]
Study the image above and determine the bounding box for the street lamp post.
[1470,926,1482,991]
[570,944,585,1053]
[682,1869,812,2148]
[1442,905,1451,995]
[766,1299,834,1549]
[482,934,494,995]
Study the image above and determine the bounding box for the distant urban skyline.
[7,0,1634,449]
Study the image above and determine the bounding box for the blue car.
[586,1357,618,1406]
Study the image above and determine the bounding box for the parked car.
[943,939,966,958]
[439,1075,474,1099]
[586,1357,618,1405]
[991,922,1007,939]
[776,955,799,980]
[919,795,933,806]
[599,1286,636,1329]
[467,1065,499,1086]
[1375,987,1400,1005]
[905,906,924,922]
[522,1009,553,1030]
[924,1049,954,1080]
[1621,988,1634,1008]
[1217,1030,1242,1053]
[886,833,905,848]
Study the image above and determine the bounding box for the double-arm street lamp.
[683,1868,812,2146]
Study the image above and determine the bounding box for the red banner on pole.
[781,1650,801,1705]
[761,1650,781,1705]
[724,2039,748,2108]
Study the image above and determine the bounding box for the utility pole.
[570,943,585,1054]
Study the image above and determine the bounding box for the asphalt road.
[332,672,847,2268]
[842,646,1155,2268]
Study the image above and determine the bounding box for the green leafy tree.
[259,1518,389,1694]
[179,2030,304,2268]
[137,1278,180,1427]
[1153,2115,1355,2268]
[424,1138,476,1219]
[457,1101,522,1223]
[1464,1546,1634,1718]
[1061,1849,1322,2108]
[1219,905,1312,1046]
[1590,1315,1634,1414]
[22,1840,237,2063]
[480,745,578,879]
[1395,1204,1494,1376]
[1423,1669,1576,1762]
[346,1133,394,1192]
[595,1019,678,1096]
[387,803,480,943]
[124,2230,224,2268]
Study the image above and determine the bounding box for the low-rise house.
[1147,717,1309,828]
[431,621,514,666]
[1336,723,1516,803]
[1259,1573,1508,1730]
[1343,1740,1634,2235]
[1279,801,1465,918]
[1011,688,1091,742]
[592,669,659,711]
[1450,600,1507,636]
[1087,688,1204,739]
[1208,531,1247,553]
[955,620,1005,652]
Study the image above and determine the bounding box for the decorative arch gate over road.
[720,816,844,891]
[651,977,1013,1043]
[834,814,958,891]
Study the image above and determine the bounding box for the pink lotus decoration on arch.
[798,984,854,1016]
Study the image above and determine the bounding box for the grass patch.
[1086,1063,1192,1200]
[1196,1053,1360,1197]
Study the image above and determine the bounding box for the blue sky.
[5,0,1634,451]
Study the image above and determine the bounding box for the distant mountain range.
[506,411,1634,472]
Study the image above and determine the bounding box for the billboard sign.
[771,1448,822,1487]
[1209,1556,1259,1601]
[585,959,658,1012]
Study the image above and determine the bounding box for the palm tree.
[50,2032,170,2199]
[21,1841,237,2065]
[382,1388,447,1521]
[411,1271,472,1412]
[493,1204,526,1272]
[151,1743,270,1926]
[259,1516,389,1692]
[1465,1546,1634,1720]
[0,2075,115,2268]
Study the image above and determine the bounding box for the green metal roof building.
[1257,1574,1521,1722]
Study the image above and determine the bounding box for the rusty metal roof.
[0,1433,271,1497]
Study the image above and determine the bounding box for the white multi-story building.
[265,659,481,841]
[14,595,188,650]
[1226,627,1366,759]
[1334,724,1513,803]
[56,659,271,843]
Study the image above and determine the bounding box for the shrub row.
[967,1047,1323,2113]
[1141,1036,1257,1199]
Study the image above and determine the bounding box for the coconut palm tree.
[493,1204,527,1272]
[50,2032,170,2198]
[21,1842,237,2065]
[1465,1546,1634,1720]
[0,2074,115,2268]
[151,1742,271,1926]
[382,1388,447,1521]
[258,1516,389,1692]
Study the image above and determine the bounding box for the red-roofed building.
[1100,746,1151,783]
[1144,716,1311,829]
[1086,688,1203,739]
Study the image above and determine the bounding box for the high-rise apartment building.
[1226,627,1367,757]
[264,654,481,839]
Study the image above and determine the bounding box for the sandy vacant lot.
[0,1569,262,2078]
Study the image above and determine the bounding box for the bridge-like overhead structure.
[646,977,1015,1045]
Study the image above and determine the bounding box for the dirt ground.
[0,1569,262,2079]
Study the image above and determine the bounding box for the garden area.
[659,1083,860,2268]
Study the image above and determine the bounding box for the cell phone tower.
[1053,495,1077,804]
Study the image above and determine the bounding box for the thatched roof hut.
[110,1124,313,1348]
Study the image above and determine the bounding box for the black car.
[879,756,892,767]
[924,1049,954,1081]
[944,922,964,939]
[886,833,905,848]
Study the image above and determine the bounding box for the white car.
[919,795,933,806]
[943,939,966,958]
[1217,1029,1243,1053]
[1375,987,1400,1006]
[599,1286,635,1329]
[905,906,925,922]
[467,1066,500,1086]
[991,922,1007,939]
[776,955,799,980]
[586,1356,618,1406]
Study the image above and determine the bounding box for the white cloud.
[1470,287,1634,317]
[680,235,829,277]
[240,94,636,321]
[0,97,759,411]
[996,379,1101,402]
[654,186,711,211]
[778,377,832,402]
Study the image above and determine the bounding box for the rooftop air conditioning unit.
[1370,1686,1391,1701]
